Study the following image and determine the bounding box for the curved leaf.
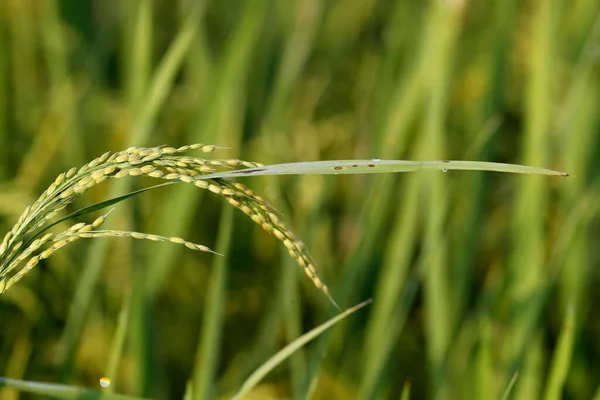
[232,299,372,400]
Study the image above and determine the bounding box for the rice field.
[0,1,599,399]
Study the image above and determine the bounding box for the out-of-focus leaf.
[0,377,151,400]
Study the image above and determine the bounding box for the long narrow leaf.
[501,372,520,400]
[400,381,412,400]
[543,305,576,400]
[5,182,177,272]
[0,377,150,400]
[42,181,177,235]
[201,159,570,180]
[232,299,372,400]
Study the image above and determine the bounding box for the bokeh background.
[0,0,599,399]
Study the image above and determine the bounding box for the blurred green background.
[0,0,599,399]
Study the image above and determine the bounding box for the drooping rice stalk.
[0,142,569,307]
[0,144,336,307]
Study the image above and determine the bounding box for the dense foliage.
[0,1,598,399]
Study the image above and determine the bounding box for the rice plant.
[1,1,598,398]
[0,144,337,307]
[0,142,568,302]
[0,140,575,399]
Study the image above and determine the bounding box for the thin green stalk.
[554,12,599,397]
[302,13,426,393]
[232,299,372,400]
[419,1,462,394]
[13,0,78,192]
[6,0,38,135]
[400,381,411,400]
[262,3,327,390]
[543,305,576,400]
[128,0,153,113]
[125,1,154,395]
[175,6,267,399]
[0,329,32,400]
[104,290,131,394]
[502,373,520,400]
[265,0,322,126]
[476,318,495,399]
[358,173,420,398]
[444,2,518,353]
[39,0,85,168]
[190,206,233,400]
[0,377,150,400]
[508,1,555,398]
[144,0,266,296]
[58,5,202,381]
[281,258,306,400]
[219,289,284,393]
[180,0,212,102]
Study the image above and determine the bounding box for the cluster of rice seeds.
[0,144,336,307]
[139,169,336,306]
[0,144,221,268]
[154,156,263,174]
[60,230,219,256]
[125,167,336,306]
[206,179,338,308]
[0,144,257,270]
[0,214,111,293]
[49,209,216,257]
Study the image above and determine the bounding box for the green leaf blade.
[0,377,151,400]
[232,299,372,400]
[201,160,570,180]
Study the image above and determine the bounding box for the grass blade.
[58,1,202,378]
[38,182,177,237]
[507,0,555,397]
[201,159,570,179]
[103,290,132,394]
[0,182,177,277]
[543,305,576,400]
[502,372,520,400]
[232,299,372,400]
[358,173,420,398]
[400,381,412,400]
[190,206,233,400]
[0,377,150,400]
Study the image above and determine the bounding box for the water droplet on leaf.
[100,377,111,388]
[442,169,447,173]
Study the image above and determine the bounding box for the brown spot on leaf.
[231,168,266,175]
